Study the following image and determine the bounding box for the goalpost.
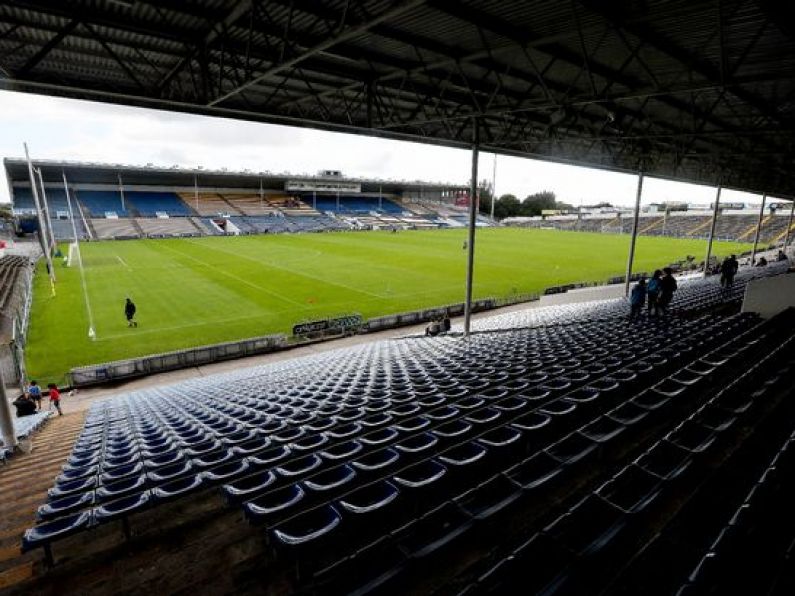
[63,171,96,340]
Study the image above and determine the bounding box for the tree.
[494,194,520,218]
[520,190,557,216]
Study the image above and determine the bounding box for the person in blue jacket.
[646,270,662,316]
[630,278,647,318]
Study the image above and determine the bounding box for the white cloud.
[0,90,786,209]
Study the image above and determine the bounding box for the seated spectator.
[756,256,768,267]
[425,320,441,337]
[13,393,36,418]
[777,250,788,261]
[441,315,451,333]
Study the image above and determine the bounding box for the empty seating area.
[222,193,280,216]
[178,192,241,216]
[19,254,795,593]
[125,192,193,217]
[511,212,793,244]
[311,194,403,214]
[90,218,140,240]
[135,218,200,238]
[0,255,32,313]
[76,191,128,217]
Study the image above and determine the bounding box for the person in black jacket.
[125,297,138,327]
[658,268,678,314]
[13,394,36,417]
[720,254,739,287]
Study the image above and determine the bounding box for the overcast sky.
[0,90,784,208]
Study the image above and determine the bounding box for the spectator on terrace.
[777,250,788,261]
[658,268,678,314]
[125,297,138,327]
[441,313,452,333]
[47,383,63,416]
[27,380,42,411]
[756,256,768,267]
[425,319,441,337]
[13,393,36,418]
[719,254,739,288]
[647,270,662,316]
[629,279,647,318]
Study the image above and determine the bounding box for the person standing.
[646,270,662,316]
[658,268,678,314]
[629,279,647,318]
[125,297,138,327]
[720,254,739,288]
[27,380,42,411]
[47,383,63,416]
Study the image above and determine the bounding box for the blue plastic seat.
[395,432,438,455]
[303,464,357,493]
[338,480,400,520]
[506,451,564,490]
[351,447,400,475]
[244,484,306,524]
[320,440,363,461]
[94,491,151,524]
[152,474,206,501]
[144,450,185,469]
[247,445,292,467]
[21,510,92,561]
[193,448,235,469]
[276,453,323,478]
[222,470,278,504]
[393,459,447,490]
[100,461,143,484]
[37,491,95,522]
[271,504,342,549]
[146,460,194,483]
[326,422,362,440]
[202,459,251,483]
[49,476,96,498]
[393,416,431,433]
[360,427,399,446]
[96,475,148,502]
[292,433,330,452]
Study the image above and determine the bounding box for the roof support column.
[463,117,480,336]
[784,201,795,250]
[118,173,126,213]
[624,171,643,296]
[750,194,767,264]
[704,186,722,276]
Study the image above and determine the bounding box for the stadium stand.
[15,259,793,595]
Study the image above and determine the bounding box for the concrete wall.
[742,272,795,319]
[539,283,626,306]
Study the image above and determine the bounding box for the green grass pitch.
[26,228,750,384]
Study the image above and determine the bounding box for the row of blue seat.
[469,314,795,595]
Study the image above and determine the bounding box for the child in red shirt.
[47,383,63,416]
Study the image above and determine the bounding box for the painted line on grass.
[185,238,386,299]
[156,241,310,309]
[116,255,131,271]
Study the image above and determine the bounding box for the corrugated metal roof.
[0,0,793,197]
